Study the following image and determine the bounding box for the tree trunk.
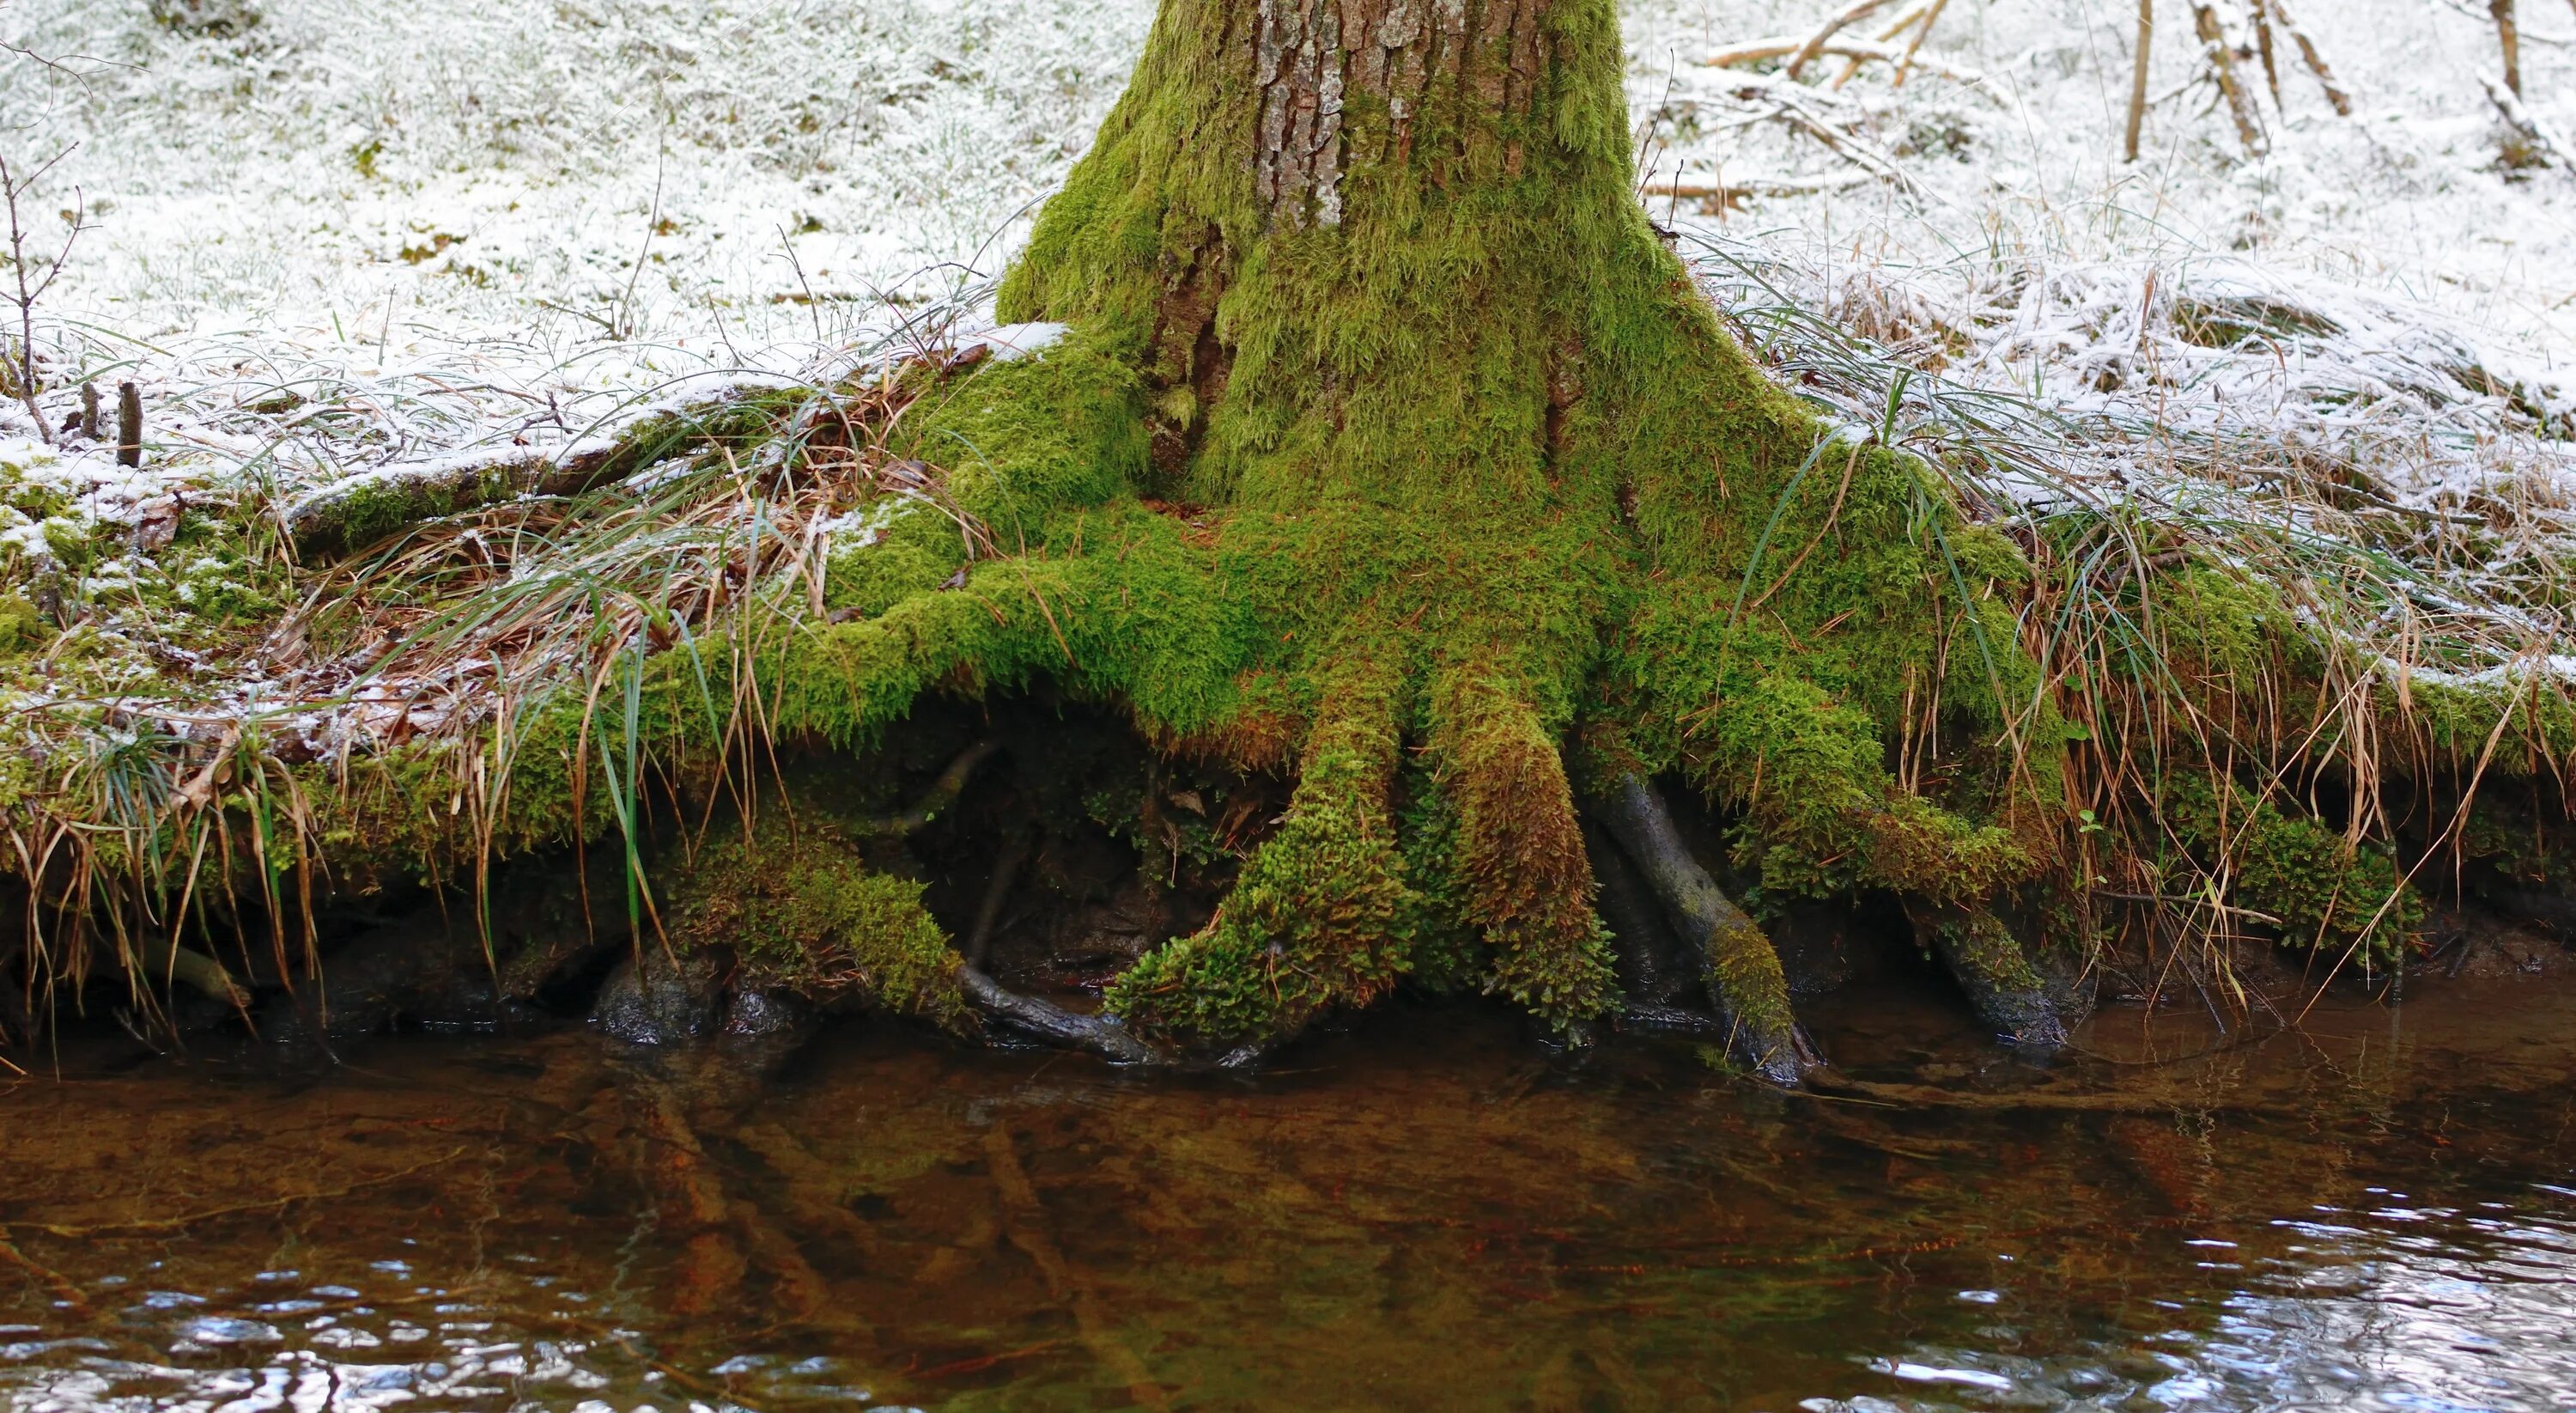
[987,0,2069,1063]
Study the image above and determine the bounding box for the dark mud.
[1,973,2573,1411]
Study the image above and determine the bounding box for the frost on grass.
[0,0,2570,990]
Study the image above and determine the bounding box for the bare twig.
[1705,33,1985,87]
[2126,0,2155,161]
[2493,0,2524,96]
[1785,0,1902,79]
[0,149,83,443]
[2249,0,2281,105]
[1888,0,1952,86]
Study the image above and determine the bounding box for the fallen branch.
[1643,170,1878,210]
[1784,0,1904,79]
[281,377,804,560]
[2483,74,2570,167]
[2262,0,2350,118]
[1704,33,1985,88]
[2190,1,2269,155]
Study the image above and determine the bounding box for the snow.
[0,0,2569,681]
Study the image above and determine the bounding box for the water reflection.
[1,979,2572,1410]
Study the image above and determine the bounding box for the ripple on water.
[0,985,2572,1410]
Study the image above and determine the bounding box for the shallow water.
[2,977,2573,1412]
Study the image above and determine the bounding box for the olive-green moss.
[1706,911,1795,1041]
[662,818,966,1027]
[2168,778,2422,965]
[1432,669,1618,1028]
[1107,665,1414,1045]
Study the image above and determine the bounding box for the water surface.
[2,978,2572,1411]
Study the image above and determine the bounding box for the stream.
[1,975,2572,1411]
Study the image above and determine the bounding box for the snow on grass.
[0,0,2567,688]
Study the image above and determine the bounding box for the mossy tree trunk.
[36,0,2083,1073]
[952,0,2075,1064]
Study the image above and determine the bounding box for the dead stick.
[2191,2,2268,155]
[1785,0,1901,79]
[2250,0,2280,106]
[2493,0,2522,98]
[2264,0,2350,117]
[115,381,140,468]
[2125,0,2154,161]
[1889,0,1950,88]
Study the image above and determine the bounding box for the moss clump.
[1108,667,1415,1045]
[2169,779,2422,965]
[661,819,966,1028]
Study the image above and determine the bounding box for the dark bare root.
[1590,773,1820,1086]
[961,965,1163,1063]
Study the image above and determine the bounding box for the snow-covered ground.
[0,0,2572,673]
[2,0,2568,356]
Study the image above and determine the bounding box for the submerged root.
[1589,773,1819,1085]
[961,965,1160,1063]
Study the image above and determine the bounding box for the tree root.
[137,939,248,1009]
[849,740,1000,838]
[959,965,1162,1063]
[963,825,1035,968]
[1904,900,2069,1048]
[1590,774,1820,1086]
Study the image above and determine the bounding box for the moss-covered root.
[1435,674,1619,1030]
[665,816,1162,1061]
[1589,773,1818,1086]
[1107,663,1413,1047]
[1905,901,2069,1048]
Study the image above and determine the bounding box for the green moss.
[1706,911,1795,1038]
[662,817,967,1028]
[0,593,50,652]
[2169,777,2422,965]
[1108,666,1415,1045]
[822,536,947,618]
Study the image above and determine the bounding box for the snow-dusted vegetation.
[0,0,2571,966]
[0,0,2568,551]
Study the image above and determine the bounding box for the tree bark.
[995,0,2071,1057]
[2493,0,2522,98]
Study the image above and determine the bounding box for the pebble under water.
[1,975,2572,1412]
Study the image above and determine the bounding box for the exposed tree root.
[1903,901,2069,1048]
[960,965,1161,1063]
[1589,773,1819,1085]
[848,740,1001,839]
